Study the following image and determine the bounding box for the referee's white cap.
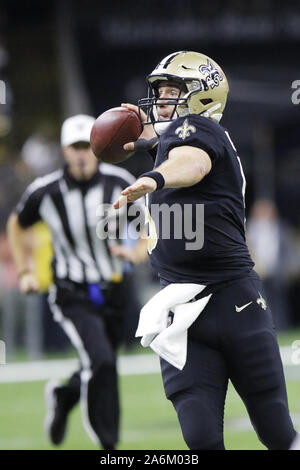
[61,114,95,146]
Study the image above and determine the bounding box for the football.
[90,107,142,164]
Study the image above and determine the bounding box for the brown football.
[90,107,142,164]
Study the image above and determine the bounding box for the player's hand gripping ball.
[90,107,142,164]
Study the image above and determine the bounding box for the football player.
[113,51,300,450]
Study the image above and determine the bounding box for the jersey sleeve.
[15,180,45,228]
[161,115,224,166]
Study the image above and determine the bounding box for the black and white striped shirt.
[16,163,142,284]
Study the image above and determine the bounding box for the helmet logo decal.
[175,119,196,140]
[199,60,223,89]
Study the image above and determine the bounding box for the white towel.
[135,283,212,370]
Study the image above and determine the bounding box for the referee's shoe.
[44,381,68,445]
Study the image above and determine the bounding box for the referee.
[7,114,147,450]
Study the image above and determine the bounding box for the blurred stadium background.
[0,0,299,450]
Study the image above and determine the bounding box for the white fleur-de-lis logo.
[175,119,196,140]
[199,60,223,89]
[256,292,267,310]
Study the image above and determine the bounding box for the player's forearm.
[6,213,33,276]
[157,157,206,188]
[155,146,211,189]
[113,146,212,209]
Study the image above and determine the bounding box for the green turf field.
[0,330,299,450]
[0,374,299,450]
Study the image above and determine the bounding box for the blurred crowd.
[247,199,300,331]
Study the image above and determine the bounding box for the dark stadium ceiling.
[2,0,300,46]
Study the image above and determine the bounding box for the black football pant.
[48,281,126,449]
[160,273,297,450]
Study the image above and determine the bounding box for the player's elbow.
[192,160,209,184]
[189,149,211,184]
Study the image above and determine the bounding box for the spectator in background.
[20,123,61,177]
[0,38,12,139]
[0,157,39,359]
[20,124,69,352]
[246,199,294,331]
[0,126,67,358]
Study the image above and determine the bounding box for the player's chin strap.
[154,121,172,136]
[201,103,222,122]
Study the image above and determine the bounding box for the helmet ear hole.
[200,98,213,105]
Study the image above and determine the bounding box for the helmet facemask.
[138,77,189,136]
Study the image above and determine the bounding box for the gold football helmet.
[139,51,229,135]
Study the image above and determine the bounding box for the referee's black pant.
[160,271,297,450]
[48,280,127,449]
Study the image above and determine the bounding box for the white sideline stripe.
[226,412,300,433]
[0,347,297,384]
[0,354,161,383]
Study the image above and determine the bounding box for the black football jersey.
[147,114,254,285]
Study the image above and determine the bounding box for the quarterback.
[114,51,299,450]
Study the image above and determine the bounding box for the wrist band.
[140,171,165,190]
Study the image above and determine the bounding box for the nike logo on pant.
[235,301,253,312]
